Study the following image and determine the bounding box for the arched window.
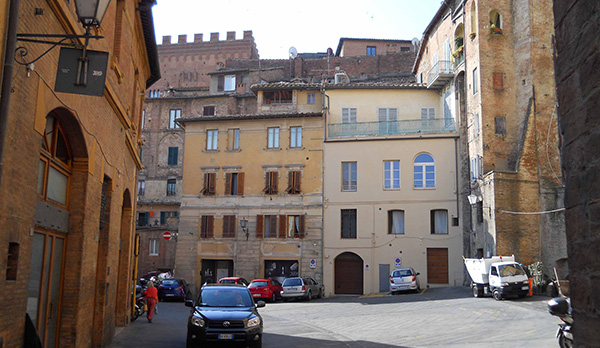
[489,10,503,34]
[414,153,435,189]
[470,2,477,36]
[38,113,72,207]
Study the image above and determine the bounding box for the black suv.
[185,283,265,348]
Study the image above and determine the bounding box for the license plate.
[166,294,174,296]
[252,294,260,297]
[400,286,409,290]
[219,334,233,340]
[521,286,529,290]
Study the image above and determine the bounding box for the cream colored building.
[175,82,324,292]
[322,81,463,295]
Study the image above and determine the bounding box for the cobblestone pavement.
[111,287,560,348]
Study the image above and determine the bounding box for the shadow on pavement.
[263,333,408,348]
[320,286,473,305]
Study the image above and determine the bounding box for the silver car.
[390,267,421,294]
[280,277,324,301]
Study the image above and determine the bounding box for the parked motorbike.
[132,285,146,321]
[547,296,573,348]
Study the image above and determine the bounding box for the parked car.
[280,277,323,301]
[185,283,265,348]
[248,278,283,302]
[158,278,193,301]
[218,277,250,287]
[389,267,421,294]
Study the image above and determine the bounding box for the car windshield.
[392,269,412,277]
[198,288,253,307]
[162,280,179,286]
[282,278,302,286]
[498,264,526,277]
[249,281,268,288]
[220,279,235,284]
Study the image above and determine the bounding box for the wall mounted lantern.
[240,218,249,241]
[467,193,478,205]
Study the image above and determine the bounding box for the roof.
[323,80,425,90]
[412,2,451,74]
[251,81,322,91]
[207,68,250,75]
[335,37,413,56]
[177,111,322,124]
[138,0,160,87]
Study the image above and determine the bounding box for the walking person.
[144,281,159,323]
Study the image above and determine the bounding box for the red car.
[218,277,249,286]
[248,278,283,302]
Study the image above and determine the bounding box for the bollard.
[528,278,533,296]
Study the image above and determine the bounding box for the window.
[201,173,216,195]
[149,239,158,256]
[227,129,239,150]
[166,178,176,196]
[341,209,357,239]
[141,110,145,129]
[431,209,448,234]
[367,46,376,56]
[169,109,181,129]
[257,215,278,238]
[477,201,484,223]
[286,215,304,238]
[6,242,19,280]
[225,172,244,195]
[307,93,315,105]
[495,116,506,135]
[384,160,401,190]
[200,215,214,238]
[388,210,405,234]
[471,156,482,181]
[342,108,357,123]
[421,108,436,119]
[39,113,72,206]
[290,126,302,148]
[206,129,218,150]
[263,171,278,195]
[203,106,216,116]
[378,108,398,134]
[223,215,236,238]
[138,179,145,196]
[342,162,357,191]
[286,171,301,194]
[160,211,178,225]
[267,127,279,149]
[490,10,503,31]
[414,153,435,189]
[224,75,236,91]
[263,90,292,104]
[167,147,178,165]
[137,212,149,226]
[473,68,479,95]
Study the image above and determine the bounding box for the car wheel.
[271,292,277,303]
[306,291,312,301]
[493,289,502,301]
[250,338,263,348]
[472,285,481,298]
[282,297,288,302]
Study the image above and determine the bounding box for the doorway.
[334,252,363,294]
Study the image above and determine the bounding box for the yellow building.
[322,80,463,295]
[175,82,324,292]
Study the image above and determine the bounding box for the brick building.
[414,0,566,279]
[553,1,600,346]
[0,1,159,347]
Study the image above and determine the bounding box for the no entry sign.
[162,231,172,240]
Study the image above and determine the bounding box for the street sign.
[162,231,172,240]
[309,259,317,269]
[395,257,402,268]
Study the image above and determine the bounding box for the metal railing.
[328,118,456,138]
[427,60,453,84]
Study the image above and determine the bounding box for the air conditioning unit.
[334,72,349,84]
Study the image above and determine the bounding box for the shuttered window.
[201,173,216,195]
[200,215,214,238]
[286,171,301,194]
[263,171,278,195]
[223,215,236,238]
[225,172,244,195]
[342,108,357,123]
[167,147,178,165]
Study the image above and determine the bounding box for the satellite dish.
[411,37,420,47]
[289,46,298,59]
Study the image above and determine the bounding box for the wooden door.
[427,248,448,283]
[334,252,363,294]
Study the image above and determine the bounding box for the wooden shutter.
[263,173,270,193]
[269,216,277,237]
[237,173,244,195]
[279,214,287,238]
[272,173,278,194]
[294,171,301,193]
[299,215,305,238]
[256,215,264,238]
[218,75,224,91]
[286,172,293,193]
[225,173,232,195]
[378,108,387,122]
[223,215,235,238]
[207,215,214,238]
[201,173,208,194]
[208,173,216,195]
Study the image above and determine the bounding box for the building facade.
[0,0,159,347]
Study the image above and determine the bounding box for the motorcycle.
[547,296,573,348]
[132,285,146,321]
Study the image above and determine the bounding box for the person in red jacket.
[144,281,159,323]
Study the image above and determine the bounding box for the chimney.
[178,34,187,44]
[194,34,203,43]
[243,30,253,40]
[162,35,171,45]
[210,32,219,42]
[226,31,235,41]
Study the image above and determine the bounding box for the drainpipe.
[0,0,21,187]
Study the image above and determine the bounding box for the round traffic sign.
[162,231,172,240]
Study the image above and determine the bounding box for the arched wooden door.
[334,252,363,294]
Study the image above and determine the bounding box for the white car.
[390,267,420,294]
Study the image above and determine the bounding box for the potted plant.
[469,32,477,40]
[490,24,503,34]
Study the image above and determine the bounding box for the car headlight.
[501,282,509,286]
[190,315,205,327]
[523,280,529,285]
[247,317,261,328]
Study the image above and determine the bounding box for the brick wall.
[553,0,600,347]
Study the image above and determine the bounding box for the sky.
[152,0,443,59]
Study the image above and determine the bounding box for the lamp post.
[240,218,249,241]
[468,193,478,205]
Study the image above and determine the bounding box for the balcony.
[427,60,453,89]
[328,118,456,139]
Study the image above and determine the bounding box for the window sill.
[203,149,220,153]
[383,188,401,191]
[413,187,436,190]
[287,146,305,150]
[225,149,241,153]
[264,147,282,151]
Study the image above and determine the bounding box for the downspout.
[0,0,21,187]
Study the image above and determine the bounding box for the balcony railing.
[328,118,456,138]
[427,60,453,88]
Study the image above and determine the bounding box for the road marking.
[420,288,427,295]
[525,330,536,335]
[360,292,389,298]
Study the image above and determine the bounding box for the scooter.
[132,285,146,321]
[547,297,573,348]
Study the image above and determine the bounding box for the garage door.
[334,252,363,294]
[427,248,448,283]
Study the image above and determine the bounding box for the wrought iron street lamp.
[240,218,249,241]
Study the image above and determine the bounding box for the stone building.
[414,0,566,279]
[0,0,159,347]
[553,1,600,346]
